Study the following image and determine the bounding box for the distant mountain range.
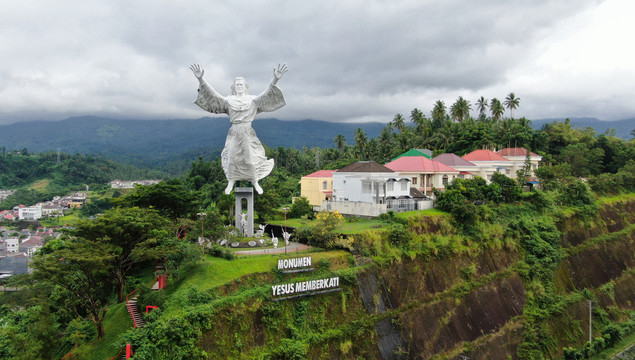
[530,117,633,137]
[0,116,385,169]
[0,116,631,171]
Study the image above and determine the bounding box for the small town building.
[299,170,337,207]
[18,204,42,220]
[432,153,477,181]
[110,179,162,189]
[392,148,432,160]
[497,148,542,178]
[462,149,513,182]
[326,161,413,216]
[384,156,460,197]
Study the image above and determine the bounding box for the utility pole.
[197,212,207,258]
[588,300,593,344]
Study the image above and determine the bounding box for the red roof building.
[300,170,337,206]
[461,149,514,182]
[385,156,460,196]
[497,148,543,178]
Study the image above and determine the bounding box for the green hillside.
[0,151,165,210]
[72,195,635,359]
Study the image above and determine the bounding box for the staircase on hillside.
[126,296,145,328]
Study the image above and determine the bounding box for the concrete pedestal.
[235,187,254,237]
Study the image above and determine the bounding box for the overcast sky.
[0,0,633,125]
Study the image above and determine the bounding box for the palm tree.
[476,96,488,118]
[430,126,455,151]
[490,98,504,121]
[354,128,368,159]
[450,96,471,123]
[504,92,520,118]
[334,134,346,152]
[431,100,447,129]
[410,108,430,135]
[392,113,406,134]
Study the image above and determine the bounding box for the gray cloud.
[0,0,630,125]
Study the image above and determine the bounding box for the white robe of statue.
[190,63,288,194]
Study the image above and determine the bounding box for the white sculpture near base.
[272,236,279,249]
[255,224,266,238]
[240,213,248,236]
[190,63,288,195]
[282,231,291,246]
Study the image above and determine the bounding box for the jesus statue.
[190,63,288,194]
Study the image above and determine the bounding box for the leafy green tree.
[558,143,604,177]
[73,207,170,302]
[0,304,60,359]
[30,238,114,338]
[118,180,196,219]
[491,172,522,202]
[289,196,313,219]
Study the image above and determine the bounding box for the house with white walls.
[462,149,514,182]
[385,156,461,197]
[326,161,413,216]
[497,148,542,178]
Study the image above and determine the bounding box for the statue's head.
[231,77,249,95]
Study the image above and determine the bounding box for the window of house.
[362,181,372,193]
[442,175,449,186]
[412,177,417,185]
[401,181,407,191]
[322,180,328,190]
[387,181,394,191]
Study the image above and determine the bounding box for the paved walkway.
[234,241,311,256]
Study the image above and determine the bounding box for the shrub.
[386,223,412,248]
[288,197,313,219]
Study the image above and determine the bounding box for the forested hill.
[0,116,385,168]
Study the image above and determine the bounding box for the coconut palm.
[490,98,505,121]
[504,92,520,118]
[476,96,488,118]
[431,100,447,129]
[334,134,346,152]
[450,96,471,123]
[354,128,368,159]
[392,113,406,134]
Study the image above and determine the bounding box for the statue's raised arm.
[190,63,204,81]
[271,63,288,85]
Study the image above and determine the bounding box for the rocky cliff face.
[195,197,634,360]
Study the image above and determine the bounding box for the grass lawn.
[177,250,349,293]
[39,209,82,227]
[28,179,51,192]
[81,302,131,359]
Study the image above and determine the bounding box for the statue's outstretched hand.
[273,63,288,80]
[190,64,204,79]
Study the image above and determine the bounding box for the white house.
[327,161,413,216]
[385,156,461,197]
[497,148,542,178]
[18,204,42,221]
[462,149,514,182]
[5,238,19,253]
